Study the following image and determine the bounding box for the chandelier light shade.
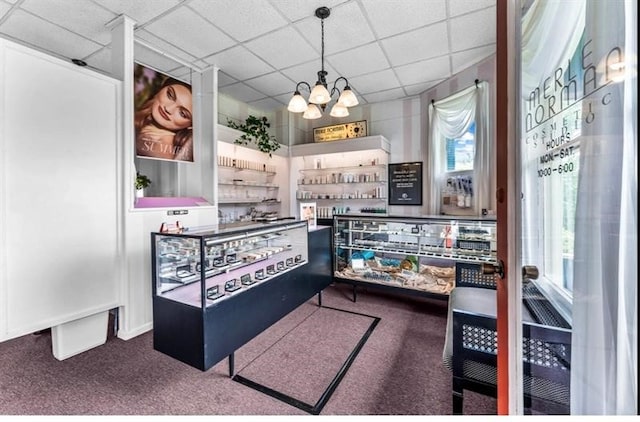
[287,6,360,120]
[303,103,322,119]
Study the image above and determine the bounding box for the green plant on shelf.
[135,172,152,190]
[227,115,281,157]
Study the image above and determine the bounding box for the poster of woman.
[134,63,194,162]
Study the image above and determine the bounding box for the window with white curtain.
[427,81,492,217]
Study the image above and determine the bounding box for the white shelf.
[290,135,390,156]
[299,164,386,173]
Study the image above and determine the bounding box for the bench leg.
[453,378,464,414]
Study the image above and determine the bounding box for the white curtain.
[571,0,637,415]
[426,81,491,215]
[521,0,637,415]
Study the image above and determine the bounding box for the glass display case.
[333,215,497,300]
[153,220,309,307]
[151,220,332,372]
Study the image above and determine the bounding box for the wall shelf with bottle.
[216,139,289,224]
[290,136,390,222]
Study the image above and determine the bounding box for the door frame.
[495,0,524,414]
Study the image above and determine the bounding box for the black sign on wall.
[388,162,423,205]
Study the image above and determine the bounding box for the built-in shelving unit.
[290,136,390,220]
[216,125,290,224]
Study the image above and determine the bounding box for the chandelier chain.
[320,17,325,74]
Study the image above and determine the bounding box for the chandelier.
[287,6,359,119]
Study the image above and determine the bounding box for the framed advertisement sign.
[388,162,423,205]
[313,120,367,142]
[134,63,194,163]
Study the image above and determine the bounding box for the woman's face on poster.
[150,83,193,132]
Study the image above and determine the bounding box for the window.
[428,83,490,217]
[446,122,476,172]
[441,123,476,212]
[533,35,585,319]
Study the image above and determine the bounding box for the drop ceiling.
[0,0,496,112]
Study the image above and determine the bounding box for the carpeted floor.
[0,283,496,416]
[234,304,380,414]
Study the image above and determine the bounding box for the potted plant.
[227,115,281,156]
[135,171,152,198]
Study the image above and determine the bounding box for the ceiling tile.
[273,92,296,105]
[0,0,498,112]
[404,80,444,96]
[295,2,375,55]
[143,7,235,58]
[451,45,495,74]
[0,2,12,18]
[219,82,266,103]
[92,0,181,25]
[270,0,347,23]
[280,60,338,88]
[244,72,295,97]
[203,45,274,81]
[362,87,406,104]
[348,68,400,94]
[245,26,317,69]
[20,0,116,46]
[135,29,199,65]
[449,0,496,17]
[361,0,446,38]
[189,0,288,42]
[395,56,450,86]
[218,71,238,88]
[449,7,495,52]
[381,22,449,67]
[328,42,389,78]
[0,10,103,60]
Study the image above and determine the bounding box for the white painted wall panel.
[0,39,120,340]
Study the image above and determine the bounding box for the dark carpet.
[0,284,496,416]
[234,304,379,414]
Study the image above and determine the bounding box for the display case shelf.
[218,199,281,205]
[333,215,497,301]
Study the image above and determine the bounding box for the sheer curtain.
[426,81,491,215]
[521,0,637,415]
[571,0,637,415]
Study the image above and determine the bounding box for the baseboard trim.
[117,322,152,340]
